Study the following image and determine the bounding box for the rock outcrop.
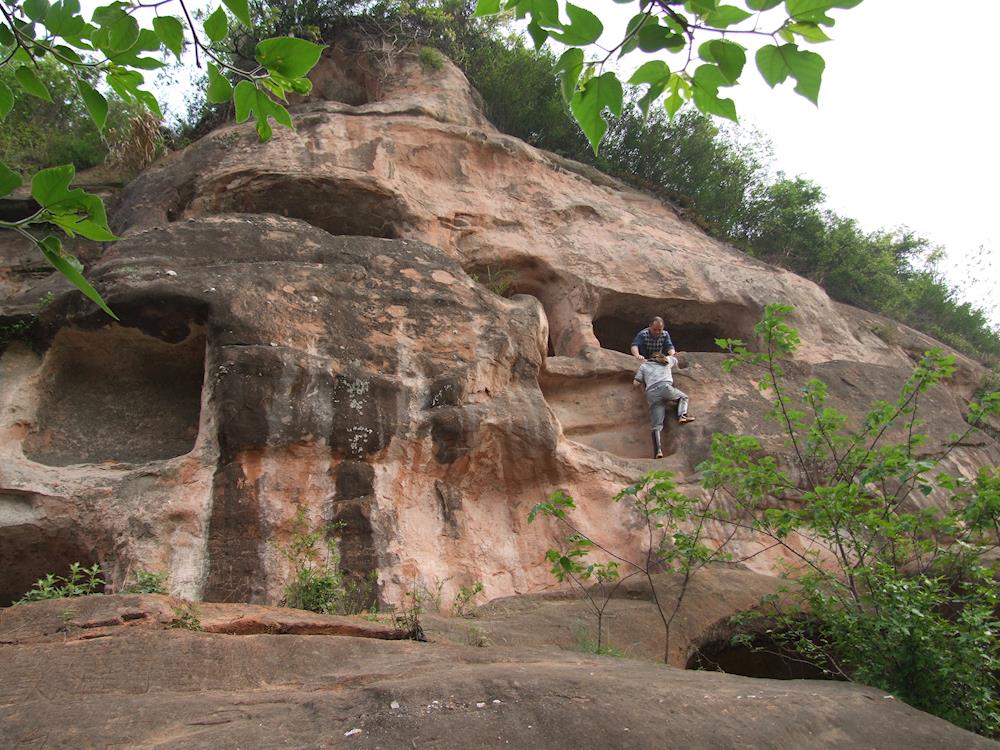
[1,43,996,610]
[2,594,997,750]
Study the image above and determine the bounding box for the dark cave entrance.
[687,636,831,680]
[202,175,408,239]
[0,505,101,606]
[593,296,759,354]
[23,299,207,466]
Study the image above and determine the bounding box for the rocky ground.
[2,593,996,750]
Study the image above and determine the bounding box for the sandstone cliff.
[1,43,996,613]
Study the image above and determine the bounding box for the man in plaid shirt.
[630,317,675,360]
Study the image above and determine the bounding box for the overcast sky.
[571,0,998,326]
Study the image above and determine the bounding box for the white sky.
[570,0,999,326]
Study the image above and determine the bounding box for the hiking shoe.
[678,415,695,424]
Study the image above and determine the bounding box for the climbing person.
[633,351,694,459]
[630,316,675,361]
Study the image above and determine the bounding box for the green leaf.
[756,44,790,87]
[638,23,686,53]
[0,162,22,198]
[788,21,832,43]
[43,0,86,37]
[222,0,252,28]
[77,78,108,131]
[233,79,255,123]
[23,0,50,23]
[747,0,782,8]
[473,0,502,15]
[570,71,623,155]
[135,89,161,116]
[204,6,229,43]
[107,69,145,101]
[526,19,548,49]
[38,236,118,319]
[31,164,75,207]
[0,81,13,121]
[692,64,738,121]
[663,75,688,119]
[527,0,559,27]
[630,61,671,117]
[554,47,584,103]
[785,46,825,103]
[206,63,233,104]
[14,65,52,102]
[704,39,746,83]
[628,60,671,86]
[686,0,718,12]
[153,16,184,59]
[95,9,140,54]
[255,37,325,78]
[786,0,863,25]
[548,2,603,45]
[703,5,752,27]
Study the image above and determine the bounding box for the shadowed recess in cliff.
[464,258,575,356]
[0,496,101,606]
[22,311,206,466]
[593,295,760,354]
[687,634,830,680]
[190,174,412,239]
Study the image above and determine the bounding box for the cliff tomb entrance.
[23,301,206,466]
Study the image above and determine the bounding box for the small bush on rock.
[15,563,105,604]
[123,569,170,595]
[280,509,377,616]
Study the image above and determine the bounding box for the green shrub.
[170,605,203,631]
[15,563,105,604]
[418,46,444,71]
[124,569,170,595]
[279,509,377,616]
[450,581,484,617]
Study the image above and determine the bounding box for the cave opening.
[0,509,101,606]
[687,636,831,680]
[23,306,206,466]
[201,176,407,238]
[593,296,759,354]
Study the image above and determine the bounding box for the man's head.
[650,316,664,335]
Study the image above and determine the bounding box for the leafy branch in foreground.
[0,0,326,314]
[475,0,861,153]
[529,474,733,662]
[532,303,999,737]
[703,303,1000,737]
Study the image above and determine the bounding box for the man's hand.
[667,349,676,356]
[630,346,644,361]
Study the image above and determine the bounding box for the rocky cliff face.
[1,44,996,612]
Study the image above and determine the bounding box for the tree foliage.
[474,0,863,153]
[0,0,326,312]
[532,304,1000,737]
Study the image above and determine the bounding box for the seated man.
[630,316,675,361]
[633,352,694,458]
